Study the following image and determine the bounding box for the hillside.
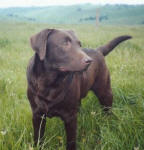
[0,4,144,25]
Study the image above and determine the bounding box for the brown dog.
[27,29,131,150]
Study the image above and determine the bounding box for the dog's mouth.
[81,63,91,72]
[58,63,91,73]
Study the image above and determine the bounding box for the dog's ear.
[30,29,54,60]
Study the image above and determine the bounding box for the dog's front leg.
[32,113,46,146]
[64,115,77,150]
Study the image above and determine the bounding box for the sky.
[0,0,144,8]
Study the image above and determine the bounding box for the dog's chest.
[32,74,81,117]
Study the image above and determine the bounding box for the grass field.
[0,22,144,150]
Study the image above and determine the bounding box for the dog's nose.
[84,57,93,64]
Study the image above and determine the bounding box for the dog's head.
[30,29,92,72]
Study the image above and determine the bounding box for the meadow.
[0,22,144,150]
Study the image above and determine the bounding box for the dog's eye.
[63,41,69,45]
[63,37,71,46]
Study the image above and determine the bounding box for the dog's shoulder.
[83,48,105,63]
[83,48,103,56]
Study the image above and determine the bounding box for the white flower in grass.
[1,130,7,135]
[30,132,32,136]
[134,147,139,150]
[91,111,96,116]
[29,145,34,150]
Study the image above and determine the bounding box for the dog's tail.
[97,35,132,56]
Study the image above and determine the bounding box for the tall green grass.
[0,22,144,150]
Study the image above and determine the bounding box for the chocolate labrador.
[27,29,131,150]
